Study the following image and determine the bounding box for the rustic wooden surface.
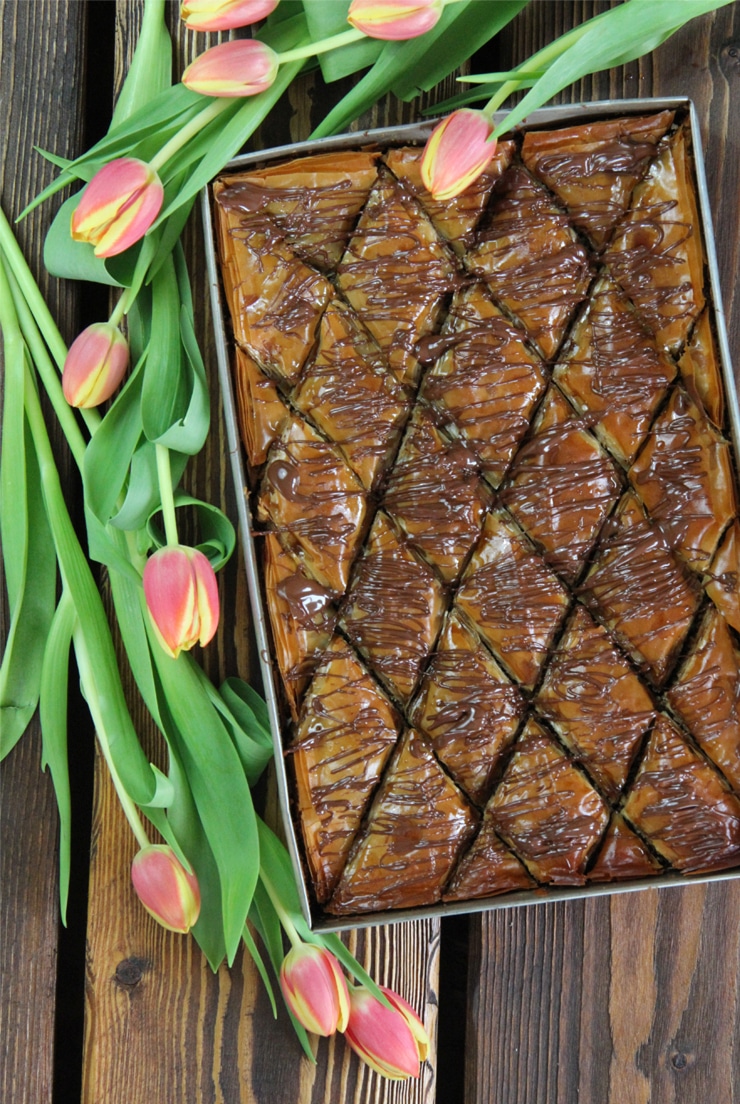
[3,2,740,1103]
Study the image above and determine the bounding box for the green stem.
[72,622,151,850]
[278,26,365,64]
[150,98,233,173]
[155,443,179,546]
[108,284,135,329]
[259,869,302,949]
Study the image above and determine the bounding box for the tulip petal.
[131,845,201,933]
[70,157,164,258]
[421,109,496,201]
[279,943,350,1037]
[347,0,442,40]
[345,985,423,1079]
[182,39,279,97]
[181,0,278,31]
[63,323,129,408]
[143,545,220,658]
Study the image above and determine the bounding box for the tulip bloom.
[182,39,279,98]
[421,109,497,201]
[62,322,129,408]
[131,845,201,933]
[143,545,220,658]
[347,0,442,40]
[279,943,350,1037]
[181,0,278,31]
[345,984,429,1080]
[70,158,164,258]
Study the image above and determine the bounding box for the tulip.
[279,943,350,1036]
[62,322,129,408]
[181,0,279,31]
[70,157,164,258]
[131,845,201,933]
[143,545,220,658]
[344,984,429,1080]
[420,108,497,201]
[347,0,442,39]
[182,39,279,98]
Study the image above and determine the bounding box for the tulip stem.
[155,444,180,547]
[150,97,233,173]
[277,27,366,64]
[108,284,135,329]
[259,869,302,949]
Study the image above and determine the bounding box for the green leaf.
[146,492,236,571]
[302,0,383,82]
[220,677,271,741]
[111,0,172,128]
[149,641,261,964]
[39,592,76,923]
[197,672,273,788]
[242,921,277,1017]
[0,414,57,758]
[43,195,126,286]
[494,0,736,138]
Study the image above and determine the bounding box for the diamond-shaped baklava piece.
[290,636,401,903]
[215,151,380,271]
[580,491,701,685]
[385,139,516,253]
[233,347,290,472]
[262,533,337,719]
[490,718,610,885]
[337,168,456,387]
[341,512,446,704]
[521,110,675,250]
[468,163,592,360]
[382,405,490,583]
[292,299,409,491]
[679,308,724,428]
[214,181,334,383]
[456,510,570,690]
[628,386,735,572]
[327,728,478,914]
[536,604,655,800]
[587,813,662,883]
[443,813,535,901]
[554,274,677,466]
[667,606,740,792]
[605,127,705,354]
[410,611,524,804]
[706,520,740,632]
[257,416,367,595]
[622,714,740,874]
[419,284,547,486]
[502,385,622,581]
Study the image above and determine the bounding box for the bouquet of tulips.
[0,0,732,1080]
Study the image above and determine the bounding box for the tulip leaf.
[149,642,261,964]
[193,669,273,788]
[242,922,277,1018]
[43,195,126,287]
[220,676,271,742]
[34,147,73,169]
[302,0,383,83]
[109,440,189,534]
[39,591,76,924]
[146,492,235,572]
[111,0,172,128]
[106,553,162,726]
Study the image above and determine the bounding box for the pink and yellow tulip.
[347,0,442,39]
[143,545,220,659]
[344,984,429,1080]
[182,39,279,97]
[62,322,129,408]
[180,0,279,31]
[131,845,201,934]
[70,157,164,258]
[279,943,350,1037]
[420,108,496,200]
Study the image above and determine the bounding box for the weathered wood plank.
[466,4,740,1102]
[82,4,443,1101]
[0,2,89,1102]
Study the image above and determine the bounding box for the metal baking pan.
[203,98,740,931]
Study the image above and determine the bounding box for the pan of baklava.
[203,99,740,930]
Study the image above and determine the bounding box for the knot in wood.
[114,956,151,989]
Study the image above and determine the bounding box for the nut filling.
[214,109,740,919]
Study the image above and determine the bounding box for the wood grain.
[466,4,740,1103]
[0,2,89,1101]
[81,4,441,1102]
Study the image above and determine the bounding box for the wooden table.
[3,2,740,1101]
